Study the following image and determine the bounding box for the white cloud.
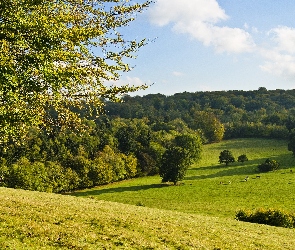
[149,0,228,26]
[149,0,255,53]
[259,26,295,80]
[269,26,295,54]
[260,49,295,79]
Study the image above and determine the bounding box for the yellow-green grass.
[72,138,295,218]
[1,187,295,249]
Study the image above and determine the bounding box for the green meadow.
[72,138,295,218]
[1,138,295,249]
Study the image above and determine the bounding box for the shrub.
[236,208,295,228]
[238,154,248,163]
[258,158,279,172]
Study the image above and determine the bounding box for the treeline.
[105,87,293,140]
[2,87,295,193]
[0,117,202,192]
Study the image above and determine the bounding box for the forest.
[1,87,295,193]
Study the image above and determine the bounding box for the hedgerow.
[236,208,295,228]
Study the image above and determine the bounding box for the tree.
[191,111,225,143]
[0,0,151,144]
[159,133,202,184]
[159,146,188,185]
[219,150,235,166]
[238,154,248,163]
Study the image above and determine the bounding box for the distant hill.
[105,87,295,140]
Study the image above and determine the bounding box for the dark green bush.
[236,208,295,228]
[237,154,248,163]
[258,158,279,172]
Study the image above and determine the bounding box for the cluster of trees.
[2,1,295,193]
[218,150,279,173]
[0,117,202,192]
[218,150,248,166]
[105,88,295,141]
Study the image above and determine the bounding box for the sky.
[113,0,295,96]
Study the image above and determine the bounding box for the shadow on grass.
[185,165,258,181]
[211,138,287,151]
[190,160,254,172]
[187,154,295,181]
[71,183,169,197]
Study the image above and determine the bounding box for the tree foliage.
[219,150,235,166]
[0,0,151,143]
[159,134,202,184]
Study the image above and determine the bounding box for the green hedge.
[236,208,295,228]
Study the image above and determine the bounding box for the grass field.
[2,138,295,249]
[72,138,295,218]
[1,186,295,249]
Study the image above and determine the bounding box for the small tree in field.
[159,146,187,185]
[238,154,248,163]
[159,134,202,185]
[219,150,235,166]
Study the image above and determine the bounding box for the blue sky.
[113,0,295,96]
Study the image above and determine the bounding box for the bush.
[238,154,248,163]
[236,208,295,228]
[258,158,279,172]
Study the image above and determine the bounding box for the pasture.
[72,138,295,218]
[1,138,295,249]
[1,184,295,249]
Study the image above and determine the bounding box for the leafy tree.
[173,134,202,165]
[238,154,248,163]
[219,150,235,166]
[159,134,202,184]
[191,111,224,142]
[159,146,188,185]
[0,0,151,143]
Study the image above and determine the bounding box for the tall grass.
[1,187,295,249]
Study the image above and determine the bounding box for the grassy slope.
[73,138,295,218]
[1,187,295,249]
[2,138,295,249]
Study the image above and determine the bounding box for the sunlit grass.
[1,187,295,249]
[72,138,295,218]
[2,138,295,249]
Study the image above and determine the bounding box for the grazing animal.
[256,175,261,178]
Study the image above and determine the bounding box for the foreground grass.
[1,187,295,249]
[72,138,295,218]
